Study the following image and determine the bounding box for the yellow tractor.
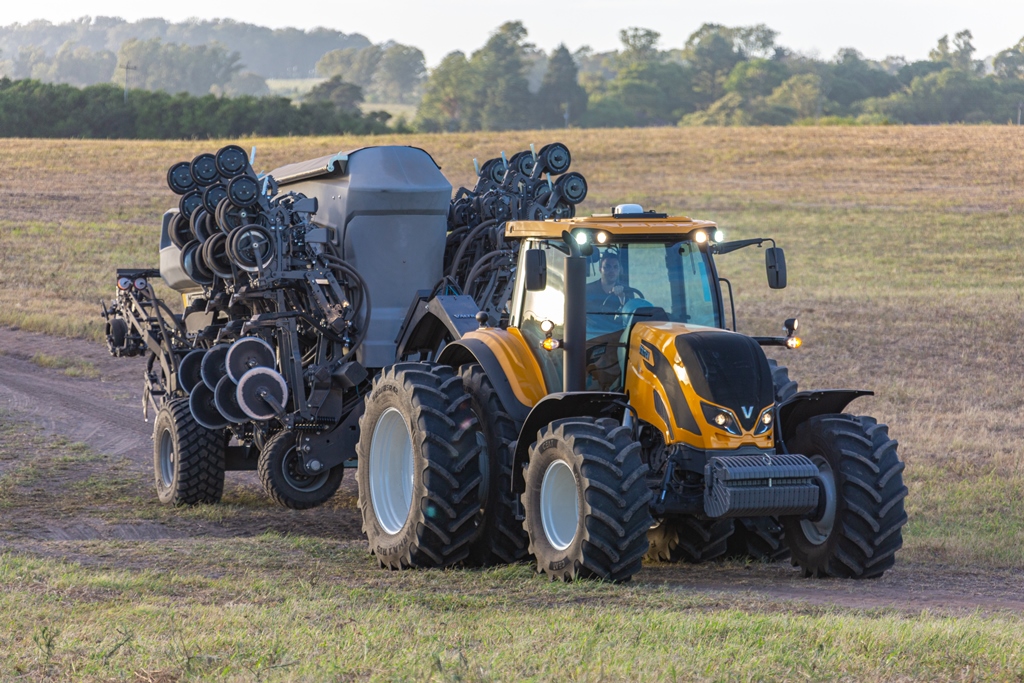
[357,205,907,582]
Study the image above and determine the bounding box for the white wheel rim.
[158,428,175,488]
[369,407,415,535]
[802,455,837,545]
[540,460,579,551]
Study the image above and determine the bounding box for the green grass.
[2,547,1024,681]
[29,352,100,379]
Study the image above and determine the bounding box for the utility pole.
[563,101,570,129]
[1018,101,1023,126]
[121,61,137,104]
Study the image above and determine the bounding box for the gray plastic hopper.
[270,146,452,369]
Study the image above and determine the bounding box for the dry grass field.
[1,126,1024,680]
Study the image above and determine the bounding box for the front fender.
[511,391,627,493]
[777,389,873,447]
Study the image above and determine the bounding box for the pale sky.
[5,0,1023,67]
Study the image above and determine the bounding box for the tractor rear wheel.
[258,430,344,510]
[459,364,529,566]
[645,516,733,563]
[522,417,652,582]
[782,414,907,578]
[356,363,482,569]
[153,397,225,505]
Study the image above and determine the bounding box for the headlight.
[700,402,741,436]
[754,408,773,435]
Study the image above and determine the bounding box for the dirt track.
[1,326,1021,616]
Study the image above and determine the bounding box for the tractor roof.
[505,214,718,240]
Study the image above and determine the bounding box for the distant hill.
[0,17,371,78]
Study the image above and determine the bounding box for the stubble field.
[1,126,1023,681]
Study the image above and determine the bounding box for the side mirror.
[524,249,547,291]
[765,247,787,289]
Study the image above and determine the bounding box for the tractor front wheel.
[782,414,907,579]
[522,417,652,582]
[356,363,482,569]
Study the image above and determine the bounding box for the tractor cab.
[507,208,726,394]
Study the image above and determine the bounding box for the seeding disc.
[168,212,192,249]
[215,144,249,177]
[226,337,276,383]
[201,343,231,391]
[214,374,248,424]
[237,367,288,421]
[202,183,228,215]
[178,349,205,394]
[542,143,571,174]
[178,189,204,222]
[190,153,219,186]
[167,161,196,194]
[179,240,213,286]
[227,175,259,208]
[202,233,233,279]
[189,382,229,430]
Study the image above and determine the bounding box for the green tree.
[724,58,789,98]
[371,43,425,104]
[469,21,534,131]
[618,28,661,67]
[766,74,824,119]
[114,38,242,96]
[414,51,474,132]
[683,24,747,107]
[537,44,587,127]
[995,38,1024,79]
[306,76,364,114]
[315,45,382,88]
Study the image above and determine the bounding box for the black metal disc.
[189,382,229,430]
[190,153,220,186]
[202,183,228,215]
[215,144,249,178]
[180,240,213,286]
[178,348,205,394]
[202,232,233,279]
[201,343,231,391]
[168,212,192,249]
[228,224,274,272]
[214,374,248,423]
[178,189,203,222]
[226,337,276,382]
[167,161,196,195]
[227,174,259,208]
[191,208,213,242]
[236,367,288,421]
[541,143,571,174]
[555,172,588,204]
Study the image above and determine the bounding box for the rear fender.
[777,390,873,448]
[511,392,627,493]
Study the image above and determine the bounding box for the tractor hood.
[624,322,775,449]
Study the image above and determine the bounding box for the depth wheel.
[644,516,733,563]
[782,414,907,579]
[258,431,344,510]
[152,397,225,505]
[356,363,482,569]
[459,364,529,566]
[522,417,653,582]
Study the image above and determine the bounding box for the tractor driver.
[586,251,635,314]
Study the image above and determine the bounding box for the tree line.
[0,78,395,138]
[415,22,1024,130]
[4,18,1024,137]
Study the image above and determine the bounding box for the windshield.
[517,238,721,393]
[584,241,720,338]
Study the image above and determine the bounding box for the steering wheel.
[600,286,644,313]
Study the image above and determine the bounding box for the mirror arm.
[713,237,775,255]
